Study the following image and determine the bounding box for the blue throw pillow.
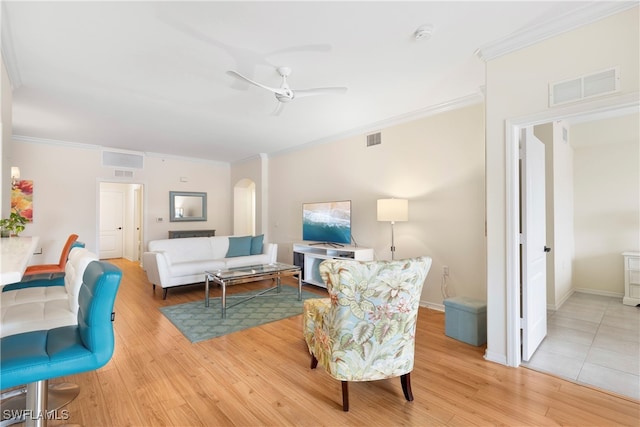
[226,236,252,257]
[250,234,264,255]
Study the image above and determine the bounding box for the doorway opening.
[233,179,256,236]
[505,93,639,368]
[99,182,144,261]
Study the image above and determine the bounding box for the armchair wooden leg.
[401,373,413,402]
[162,288,168,300]
[341,381,349,412]
[310,353,318,369]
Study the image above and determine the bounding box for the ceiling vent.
[102,149,144,169]
[549,67,619,107]
[366,132,382,147]
[114,169,134,179]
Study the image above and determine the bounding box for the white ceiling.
[2,1,630,163]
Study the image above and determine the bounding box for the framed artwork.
[11,180,33,222]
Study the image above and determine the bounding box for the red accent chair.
[22,234,79,278]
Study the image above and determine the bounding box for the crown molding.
[476,2,638,62]
[268,91,484,159]
[507,91,639,127]
[1,2,22,90]
[145,151,229,166]
[13,135,101,150]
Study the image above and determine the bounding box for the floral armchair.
[303,256,432,411]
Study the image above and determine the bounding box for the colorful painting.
[11,180,33,222]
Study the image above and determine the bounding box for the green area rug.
[159,286,321,343]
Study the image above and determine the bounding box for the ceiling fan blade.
[271,101,285,116]
[293,87,348,99]
[226,70,286,95]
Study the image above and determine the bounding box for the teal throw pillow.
[250,234,264,255]
[226,236,252,257]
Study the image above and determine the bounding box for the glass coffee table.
[205,263,301,318]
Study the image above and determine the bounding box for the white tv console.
[293,242,374,288]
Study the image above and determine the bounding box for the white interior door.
[100,189,124,259]
[521,127,548,362]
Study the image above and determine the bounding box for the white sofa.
[0,247,98,338]
[142,235,277,299]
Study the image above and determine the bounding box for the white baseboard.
[548,287,624,311]
[573,288,624,298]
[547,289,575,311]
[420,301,444,312]
[484,349,507,366]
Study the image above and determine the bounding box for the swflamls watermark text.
[2,409,70,421]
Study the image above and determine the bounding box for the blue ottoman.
[443,296,487,346]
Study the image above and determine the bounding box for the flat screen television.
[302,200,351,246]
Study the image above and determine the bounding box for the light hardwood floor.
[43,259,639,426]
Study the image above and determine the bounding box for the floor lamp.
[377,198,408,260]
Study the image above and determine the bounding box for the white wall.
[11,140,232,264]
[485,7,639,364]
[572,113,640,295]
[550,121,575,307]
[268,103,486,307]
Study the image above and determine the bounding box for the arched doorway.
[233,179,256,236]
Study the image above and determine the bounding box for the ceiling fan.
[226,66,347,114]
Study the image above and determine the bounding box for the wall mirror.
[169,191,207,222]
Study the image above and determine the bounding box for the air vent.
[114,170,134,178]
[366,132,382,147]
[549,67,619,107]
[102,150,144,169]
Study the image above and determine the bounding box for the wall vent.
[366,132,382,147]
[114,169,134,178]
[102,150,144,169]
[549,67,619,107]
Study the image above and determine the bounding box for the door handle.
[117,227,123,230]
[544,246,551,253]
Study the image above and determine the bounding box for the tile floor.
[522,292,640,400]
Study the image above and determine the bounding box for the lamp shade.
[377,198,408,222]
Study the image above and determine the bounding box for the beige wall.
[11,140,232,265]
[572,113,640,295]
[268,103,486,306]
[485,7,639,364]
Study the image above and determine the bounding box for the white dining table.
[0,236,39,286]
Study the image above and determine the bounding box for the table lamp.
[377,198,408,260]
